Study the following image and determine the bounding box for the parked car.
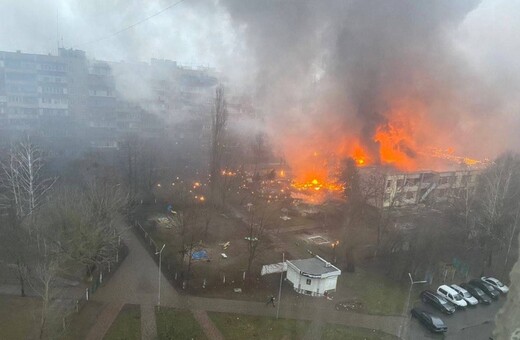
[411,308,448,333]
[437,285,468,309]
[420,290,456,314]
[451,284,479,306]
[469,279,500,299]
[481,277,509,294]
[460,283,492,305]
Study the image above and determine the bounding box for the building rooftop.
[287,256,341,276]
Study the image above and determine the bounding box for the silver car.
[451,284,479,306]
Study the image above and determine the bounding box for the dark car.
[460,283,492,305]
[420,290,456,314]
[469,279,500,300]
[411,308,448,333]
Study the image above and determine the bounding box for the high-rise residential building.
[0,48,219,151]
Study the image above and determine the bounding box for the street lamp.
[156,244,166,309]
[398,273,427,339]
[332,240,339,263]
[276,252,285,319]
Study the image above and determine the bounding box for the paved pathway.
[141,304,158,340]
[85,229,403,339]
[192,310,224,340]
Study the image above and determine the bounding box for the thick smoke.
[220,0,515,170]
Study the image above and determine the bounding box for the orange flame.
[276,98,486,204]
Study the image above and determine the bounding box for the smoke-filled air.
[220,0,520,188]
[1,1,520,339]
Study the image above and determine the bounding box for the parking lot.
[409,295,505,339]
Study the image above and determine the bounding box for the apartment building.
[361,168,480,208]
[384,169,480,207]
[0,48,219,150]
[0,50,70,138]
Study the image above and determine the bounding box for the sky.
[0,0,248,75]
[0,0,517,74]
[1,0,519,164]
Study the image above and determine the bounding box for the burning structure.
[364,168,481,209]
[220,0,512,204]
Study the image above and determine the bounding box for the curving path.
[86,229,403,339]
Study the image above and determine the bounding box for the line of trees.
[0,138,130,338]
[339,153,520,281]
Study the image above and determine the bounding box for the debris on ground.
[191,250,209,260]
[335,299,364,312]
[219,241,230,250]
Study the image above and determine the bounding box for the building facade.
[377,169,480,208]
[0,48,219,150]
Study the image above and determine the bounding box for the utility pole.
[398,273,427,339]
[156,244,166,309]
[276,252,285,319]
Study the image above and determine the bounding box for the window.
[306,279,311,285]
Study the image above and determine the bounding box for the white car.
[481,277,509,294]
[437,285,468,309]
[451,284,479,306]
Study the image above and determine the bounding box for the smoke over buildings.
[220,0,520,173]
[0,0,519,170]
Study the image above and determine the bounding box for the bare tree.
[0,138,56,221]
[209,84,228,205]
[0,138,56,295]
[475,153,520,268]
[39,183,127,278]
[449,184,477,231]
[120,134,159,199]
[25,223,64,339]
[201,201,215,241]
[0,212,31,296]
[505,203,520,271]
[171,207,203,287]
[244,202,272,282]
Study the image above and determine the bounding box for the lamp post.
[276,252,285,319]
[398,273,427,339]
[156,244,166,309]
[332,240,339,263]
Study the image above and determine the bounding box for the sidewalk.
[141,304,158,340]
[84,228,403,338]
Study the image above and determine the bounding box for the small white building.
[286,256,341,297]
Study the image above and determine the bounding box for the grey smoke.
[0,0,519,161]
[220,0,518,164]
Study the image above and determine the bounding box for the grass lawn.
[0,295,41,339]
[156,307,206,340]
[104,304,141,340]
[322,324,398,340]
[341,268,407,315]
[208,312,311,340]
[61,301,105,340]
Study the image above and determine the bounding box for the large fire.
[281,98,487,204]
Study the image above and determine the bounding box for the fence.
[132,220,249,292]
[61,242,129,333]
[133,220,188,290]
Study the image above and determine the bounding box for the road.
[409,298,504,339]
